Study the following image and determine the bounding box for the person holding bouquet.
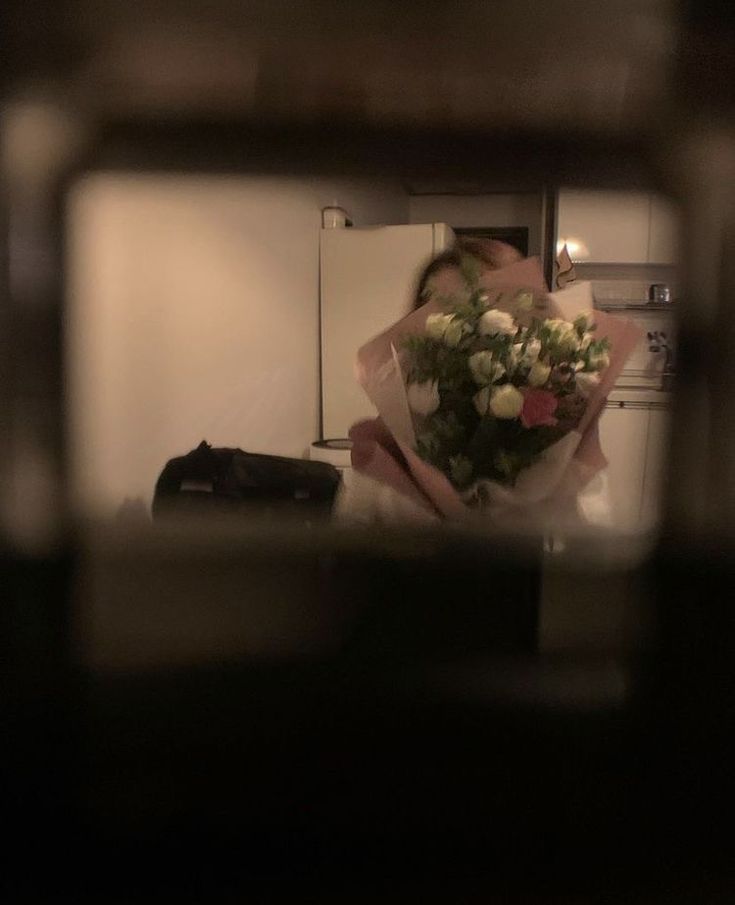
[335,239,640,534]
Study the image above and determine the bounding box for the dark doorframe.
[541,186,558,289]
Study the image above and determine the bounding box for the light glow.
[556,237,590,261]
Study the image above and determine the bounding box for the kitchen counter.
[607,387,671,406]
[595,301,674,312]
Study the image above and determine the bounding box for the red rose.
[521,388,559,428]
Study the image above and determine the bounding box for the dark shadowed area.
[3,1,735,902]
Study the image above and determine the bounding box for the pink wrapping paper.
[351,258,642,520]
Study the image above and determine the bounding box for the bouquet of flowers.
[350,256,641,526]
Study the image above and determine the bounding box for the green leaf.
[515,290,534,312]
[449,454,473,488]
[459,253,482,290]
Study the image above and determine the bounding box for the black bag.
[152,441,341,522]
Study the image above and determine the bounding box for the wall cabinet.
[598,402,669,533]
[648,195,679,264]
[558,191,651,264]
[557,190,678,265]
[598,404,650,531]
[640,407,670,528]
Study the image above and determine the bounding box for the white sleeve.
[576,467,614,529]
[333,469,439,526]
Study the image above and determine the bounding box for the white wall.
[408,193,543,255]
[67,173,408,517]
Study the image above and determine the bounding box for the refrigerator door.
[320,223,453,439]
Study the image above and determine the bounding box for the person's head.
[411,237,523,310]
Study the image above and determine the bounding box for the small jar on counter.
[648,284,671,304]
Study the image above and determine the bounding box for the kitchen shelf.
[595,301,675,311]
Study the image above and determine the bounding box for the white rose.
[575,371,601,397]
[425,312,465,347]
[407,380,441,416]
[523,339,542,364]
[444,318,465,348]
[545,318,579,354]
[469,351,505,385]
[473,386,491,416]
[580,333,593,351]
[426,313,454,340]
[588,350,610,371]
[508,344,522,370]
[489,384,524,419]
[558,330,580,355]
[528,360,552,387]
[479,308,516,337]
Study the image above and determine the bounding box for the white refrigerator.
[319,222,454,441]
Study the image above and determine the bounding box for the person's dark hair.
[412,247,465,310]
[411,236,523,310]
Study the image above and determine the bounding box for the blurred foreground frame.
[3,0,735,901]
